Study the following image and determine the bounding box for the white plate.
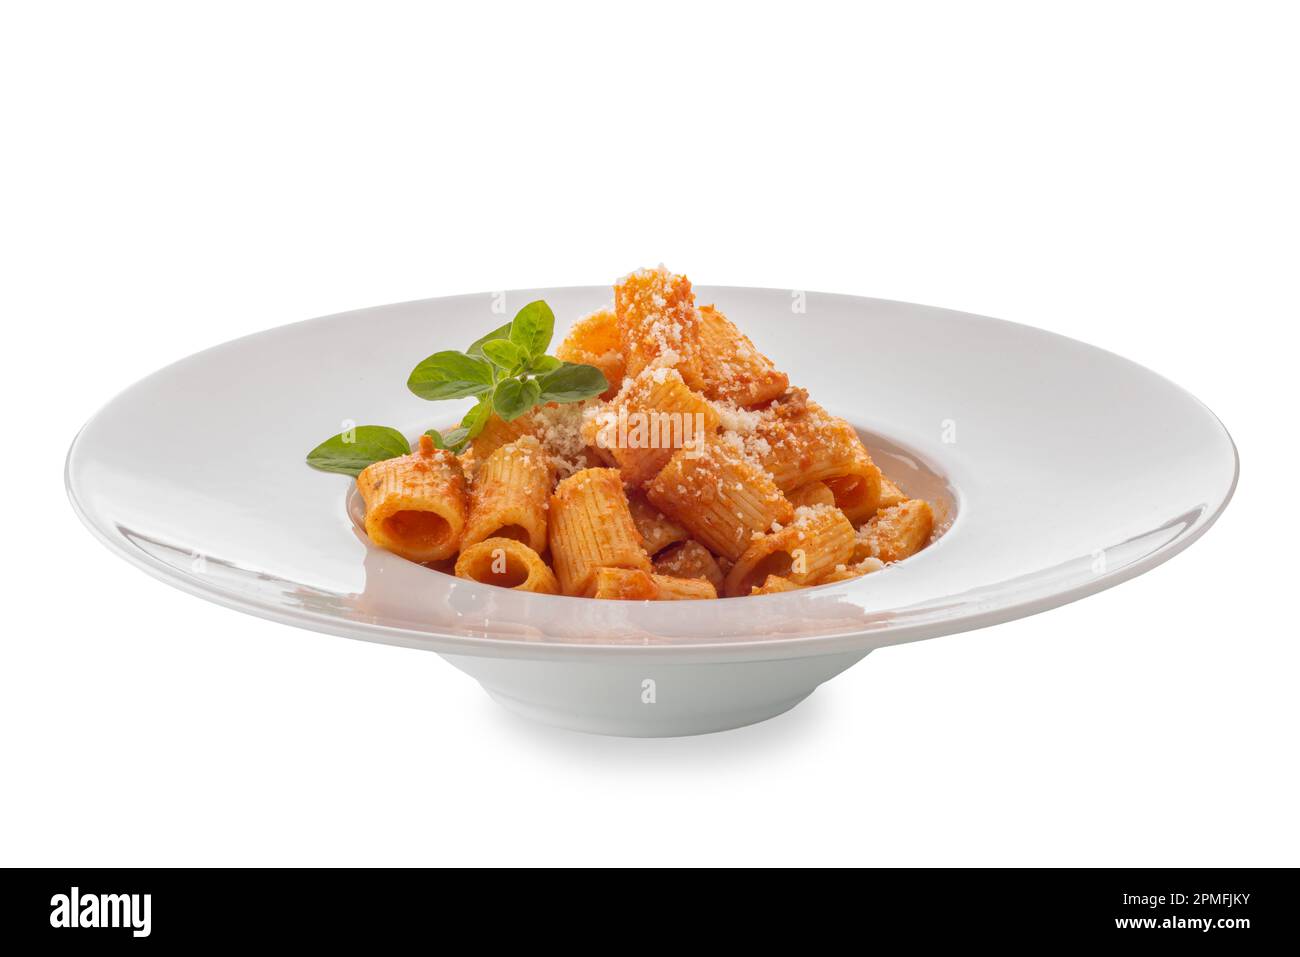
[66,287,1238,736]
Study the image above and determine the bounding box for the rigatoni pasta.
[878,475,908,510]
[750,574,802,595]
[787,480,836,510]
[646,437,793,561]
[591,567,717,601]
[587,367,718,487]
[651,574,717,601]
[818,557,886,584]
[549,468,652,597]
[654,540,725,592]
[455,537,559,594]
[698,304,788,407]
[555,307,625,401]
[724,504,856,597]
[755,391,875,491]
[593,566,658,601]
[614,266,706,391]
[469,409,540,462]
[340,263,939,598]
[857,499,935,564]
[357,434,468,563]
[824,456,883,525]
[463,436,553,553]
[627,492,690,557]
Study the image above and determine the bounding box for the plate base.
[440,650,869,737]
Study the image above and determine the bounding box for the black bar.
[1,868,1294,946]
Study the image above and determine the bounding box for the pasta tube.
[857,499,934,563]
[469,409,540,462]
[549,468,651,596]
[463,435,554,553]
[593,566,658,601]
[587,367,719,487]
[818,557,886,583]
[724,504,856,597]
[787,480,836,510]
[614,266,706,391]
[653,540,725,592]
[755,391,882,521]
[698,305,789,407]
[646,437,794,561]
[756,392,872,486]
[825,456,884,525]
[592,567,717,601]
[628,492,690,556]
[750,574,802,595]
[651,574,717,601]
[455,537,559,594]
[556,307,625,400]
[877,475,907,510]
[357,434,468,563]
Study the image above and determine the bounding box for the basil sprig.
[306,300,608,473]
[409,300,606,452]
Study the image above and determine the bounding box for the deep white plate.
[67,287,1238,736]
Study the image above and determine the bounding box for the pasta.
[593,566,659,601]
[818,557,886,584]
[455,537,559,594]
[824,456,883,525]
[627,492,690,556]
[470,408,540,462]
[724,504,856,597]
[614,266,706,391]
[588,367,719,487]
[787,480,836,510]
[750,574,801,595]
[651,574,717,601]
[468,404,604,479]
[346,263,939,598]
[698,305,789,407]
[653,540,725,592]
[646,437,793,561]
[357,434,468,563]
[548,468,652,596]
[755,391,877,489]
[857,499,935,564]
[591,567,718,601]
[555,307,625,401]
[463,435,553,553]
[878,475,908,511]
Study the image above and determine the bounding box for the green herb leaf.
[459,396,494,440]
[467,321,513,358]
[481,339,524,371]
[307,425,410,476]
[311,301,584,480]
[424,427,468,451]
[536,362,608,404]
[426,394,495,454]
[407,351,494,400]
[520,377,541,410]
[493,378,534,421]
[509,301,555,359]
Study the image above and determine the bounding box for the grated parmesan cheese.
[532,400,598,478]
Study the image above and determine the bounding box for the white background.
[2,1,1295,866]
